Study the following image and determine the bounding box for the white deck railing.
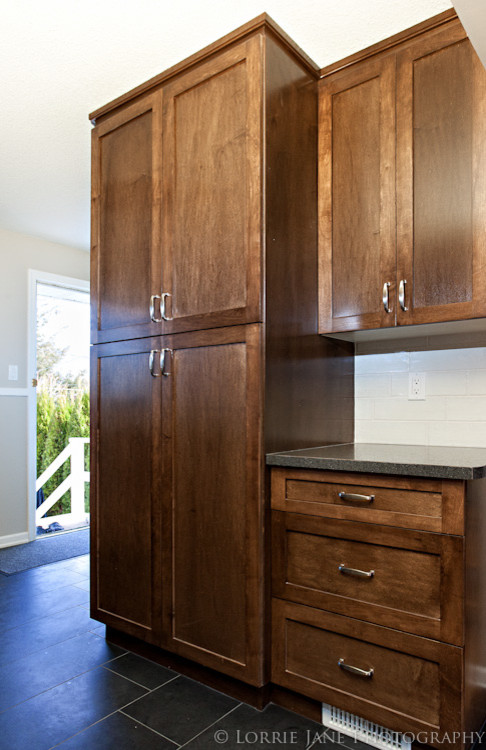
[36,437,90,528]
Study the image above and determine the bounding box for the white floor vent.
[321,704,411,750]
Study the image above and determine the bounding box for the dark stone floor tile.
[123,676,238,745]
[90,624,106,636]
[0,567,86,600]
[182,703,330,749]
[0,584,89,632]
[0,630,125,711]
[104,652,177,690]
[0,604,102,666]
[64,555,90,576]
[56,711,177,749]
[0,665,147,750]
[73,579,90,592]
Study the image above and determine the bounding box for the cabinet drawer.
[271,468,464,534]
[272,512,464,644]
[272,599,462,740]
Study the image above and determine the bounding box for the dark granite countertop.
[266,443,486,480]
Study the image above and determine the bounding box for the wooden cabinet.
[91,326,265,684]
[90,15,354,689]
[91,36,263,344]
[90,337,163,642]
[270,467,486,746]
[318,15,486,335]
[160,39,263,334]
[91,95,163,344]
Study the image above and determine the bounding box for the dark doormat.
[0,528,90,575]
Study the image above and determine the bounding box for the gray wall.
[0,227,89,545]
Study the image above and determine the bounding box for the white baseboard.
[0,532,30,549]
[0,388,29,397]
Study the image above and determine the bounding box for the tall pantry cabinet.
[89,16,354,688]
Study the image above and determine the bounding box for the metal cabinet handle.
[150,295,163,323]
[338,492,375,503]
[149,350,161,377]
[338,659,374,679]
[339,564,375,579]
[160,348,172,377]
[382,282,391,313]
[399,279,408,311]
[161,292,173,321]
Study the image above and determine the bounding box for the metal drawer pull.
[338,659,374,679]
[161,292,173,321]
[338,492,374,503]
[399,279,408,311]
[339,564,375,579]
[160,348,172,377]
[149,350,161,377]
[382,282,391,313]
[150,294,163,323]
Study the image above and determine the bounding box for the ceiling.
[1,0,455,252]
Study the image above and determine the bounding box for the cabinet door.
[397,23,486,325]
[160,325,264,685]
[161,38,263,334]
[318,57,396,334]
[90,338,163,642]
[91,94,163,344]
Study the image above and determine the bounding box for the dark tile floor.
[0,554,363,749]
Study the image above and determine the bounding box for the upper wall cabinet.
[91,37,263,344]
[91,94,163,344]
[318,17,486,336]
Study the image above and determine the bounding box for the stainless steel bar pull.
[338,492,375,503]
[382,282,391,313]
[150,295,163,323]
[399,279,408,311]
[149,350,161,377]
[339,564,375,579]
[338,659,374,679]
[160,348,172,377]
[161,292,173,321]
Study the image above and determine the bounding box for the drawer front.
[271,468,465,534]
[272,512,464,644]
[272,599,462,740]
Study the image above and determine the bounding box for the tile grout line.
[47,671,182,748]
[177,702,243,748]
[102,664,176,691]
[0,620,111,668]
[0,651,129,715]
[118,674,181,712]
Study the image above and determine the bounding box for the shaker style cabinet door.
[90,338,164,642]
[161,37,263,333]
[91,94,163,344]
[396,24,486,326]
[318,56,396,334]
[159,325,265,685]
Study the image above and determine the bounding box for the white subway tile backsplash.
[426,370,467,396]
[355,374,391,398]
[428,421,486,448]
[391,372,408,397]
[355,351,410,375]
[467,370,486,395]
[355,419,429,445]
[410,348,486,372]
[446,396,486,422]
[355,346,486,448]
[355,398,373,420]
[373,396,446,421]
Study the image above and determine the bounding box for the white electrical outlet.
[408,372,425,400]
[8,365,18,381]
